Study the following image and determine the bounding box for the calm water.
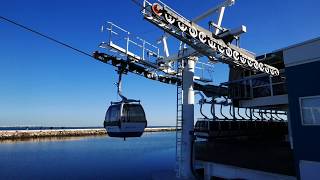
[0,126,175,131]
[0,132,176,180]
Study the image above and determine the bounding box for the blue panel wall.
[286,60,320,178]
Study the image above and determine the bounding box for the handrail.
[222,69,285,85]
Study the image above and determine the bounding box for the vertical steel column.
[214,6,226,35]
[180,56,197,179]
[287,109,294,149]
[269,75,273,96]
[126,32,130,54]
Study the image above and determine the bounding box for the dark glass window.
[105,105,120,122]
[300,96,320,125]
[126,105,146,122]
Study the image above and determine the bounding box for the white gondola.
[103,68,147,139]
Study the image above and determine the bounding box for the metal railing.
[225,70,287,100]
[100,22,161,66]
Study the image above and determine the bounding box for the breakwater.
[0,129,106,140]
[0,127,176,140]
[145,127,176,132]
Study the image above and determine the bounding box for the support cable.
[0,15,175,84]
[0,15,97,60]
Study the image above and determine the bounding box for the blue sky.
[0,0,319,127]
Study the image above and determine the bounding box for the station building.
[285,37,320,180]
[194,37,320,180]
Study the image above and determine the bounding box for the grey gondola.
[104,101,147,138]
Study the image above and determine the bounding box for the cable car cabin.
[103,102,147,138]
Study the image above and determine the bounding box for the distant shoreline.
[0,127,176,140]
[0,126,176,131]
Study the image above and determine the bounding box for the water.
[0,126,175,131]
[0,132,176,180]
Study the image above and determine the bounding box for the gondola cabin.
[104,101,147,138]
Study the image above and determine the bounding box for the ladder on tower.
[175,49,184,177]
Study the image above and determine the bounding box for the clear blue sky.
[0,0,319,127]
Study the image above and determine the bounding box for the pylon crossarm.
[142,0,280,76]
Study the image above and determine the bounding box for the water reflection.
[0,132,176,180]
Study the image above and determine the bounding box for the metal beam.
[192,0,235,23]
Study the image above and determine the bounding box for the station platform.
[195,138,295,177]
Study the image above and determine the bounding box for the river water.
[0,132,176,180]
